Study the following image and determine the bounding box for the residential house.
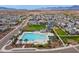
[0,18,9,31]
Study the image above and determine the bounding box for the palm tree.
[24,39,28,43]
[19,39,28,44]
[11,36,18,47]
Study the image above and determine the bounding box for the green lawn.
[60,35,79,43]
[53,27,79,44]
[23,24,46,31]
[54,27,68,35]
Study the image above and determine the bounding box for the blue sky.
[0,5,72,10]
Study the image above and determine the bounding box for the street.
[0,18,29,49]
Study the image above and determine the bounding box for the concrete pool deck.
[16,32,54,44]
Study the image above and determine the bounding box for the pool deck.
[16,32,54,44]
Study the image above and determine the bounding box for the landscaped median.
[53,27,79,46]
[53,27,66,46]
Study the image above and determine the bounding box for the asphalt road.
[0,47,79,53]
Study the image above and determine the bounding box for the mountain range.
[0,5,79,10]
[0,7,16,10]
[38,5,79,10]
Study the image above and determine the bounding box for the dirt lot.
[0,10,79,15]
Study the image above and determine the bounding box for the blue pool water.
[20,32,48,41]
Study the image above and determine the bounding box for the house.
[0,18,9,31]
[38,19,47,25]
[29,19,38,25]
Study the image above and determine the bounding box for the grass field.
[54,27,68,35]
[60,35,79,43]
[53,27,79,44]
[23,24,46,31]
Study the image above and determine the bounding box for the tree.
[24,39,28,43]
[19,39,28,44]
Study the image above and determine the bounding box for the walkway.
[53,27,66,47]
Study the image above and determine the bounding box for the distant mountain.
[69,5,79,10]
[0,7,16,10]
[0,5,79,10]
[38,5,79,10]
[0,7,27,10]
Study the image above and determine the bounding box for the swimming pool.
[19,32,48,41]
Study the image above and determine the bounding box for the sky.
[0,5,72,10]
